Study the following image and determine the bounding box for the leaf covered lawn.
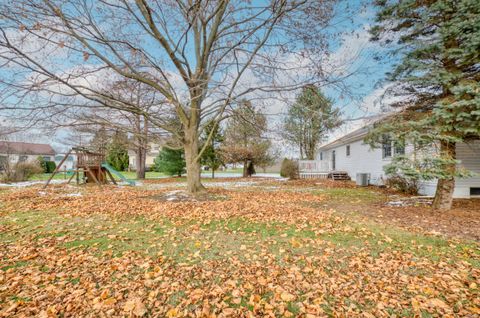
[0,182,479,317]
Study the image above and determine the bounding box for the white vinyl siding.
[319,138,479,198]
[420,141,480,198]
[321,139,393,185]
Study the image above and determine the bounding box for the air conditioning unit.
[356,173,370,186]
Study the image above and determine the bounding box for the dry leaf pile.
[0,184,479,317]
[0,186,328,223]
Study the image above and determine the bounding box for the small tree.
[106,131,129,171]
[154,147,186,177]
[282,85,341,160]
[221,101,274,177]
[90,127,110,154]
[200,121,224,178]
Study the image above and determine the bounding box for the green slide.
[101,162,136,186]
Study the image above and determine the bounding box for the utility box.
[356,173,370,186]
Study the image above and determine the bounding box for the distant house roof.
[0,141,56,156]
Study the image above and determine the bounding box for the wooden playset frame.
[43,147,118,189]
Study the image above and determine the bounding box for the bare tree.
[282,85,341,160]
[0,0,343,193]
[74,78,166,179]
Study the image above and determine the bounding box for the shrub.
[385,175,419,195]
[383,156,422,195]
[280,158,299,179]
[37,156,47,172]
[45,161,57,173]
[0,161,43,183]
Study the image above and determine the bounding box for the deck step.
[299,172,329,179]
[329,171,350,181]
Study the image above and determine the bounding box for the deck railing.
[298,160,330,172]
[298,160,330,179]
[76,151,104,167]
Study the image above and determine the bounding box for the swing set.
[43,147,133,189]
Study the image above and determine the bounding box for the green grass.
[29,173,69,181]
[1,260,29,271]
[319,221,480,267]
[28,168,251,182]
[1,210,478,268]
[313,187,383,203]
[117,171,166,179]
[1,200,479,317]
[29,171,167,181]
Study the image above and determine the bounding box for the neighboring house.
[128,142,163,170]
[313,124,480,199]
[0,141,56,169]
[54,153,77,170]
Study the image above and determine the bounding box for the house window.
[320,152,323,160]
[43,156,51,161]
[346,145,350,157]
[19,155,28,162]
[394,143,405,155]
[471,188,480,196]
[382,136,392,159]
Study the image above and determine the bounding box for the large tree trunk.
[432,141,456,211]
[135,147,146,179]
[306,146,315,160]
[243,159,248,177]
[184,128,205,193]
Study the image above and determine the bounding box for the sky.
[319,1,397,139]
[268,0,398,153]
[1,1,398,155]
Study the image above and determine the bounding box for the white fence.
[298,160,330,179]
[298,160,330,172]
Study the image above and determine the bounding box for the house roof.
[318,113,393,151]
[318,126,370,151]
[0,141,56,156]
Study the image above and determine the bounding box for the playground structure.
[43,147,134,189]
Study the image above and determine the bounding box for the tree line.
[95,100,276,179]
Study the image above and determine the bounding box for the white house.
[54,153,77,170]
[313,124,480,198]
[128,142,163,170]
[0,141,56,169]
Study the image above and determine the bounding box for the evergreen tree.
[154,147,186,177]
[200,121,224,178]
[370,0,480,210]
[106,131,129,171]
[282,85,341,160]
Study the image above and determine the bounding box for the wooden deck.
[299,171,329,179]
[297,161,350,180]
